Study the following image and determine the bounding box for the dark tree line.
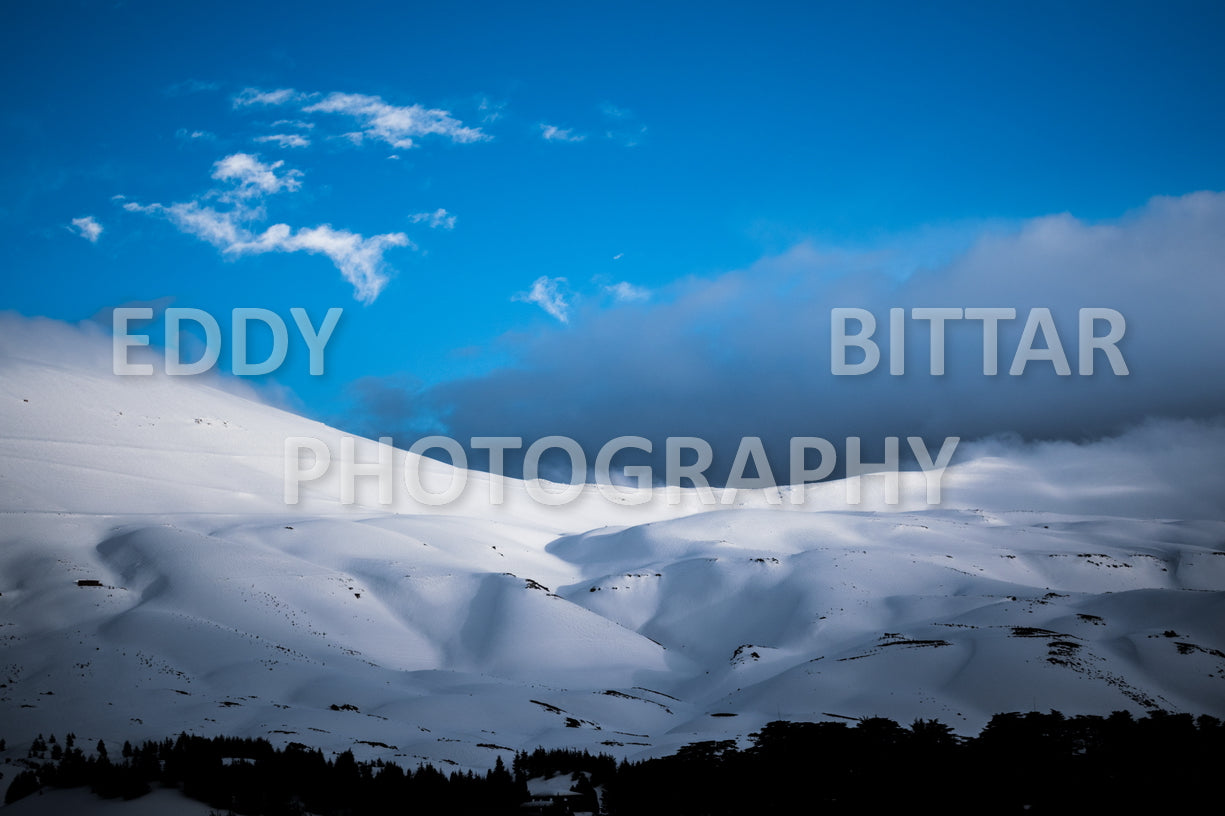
[5,710,1224,814]
[606,710,1225,815]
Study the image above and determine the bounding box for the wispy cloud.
[123,200,410,304]
[233,224,412,304]
[600,103,631,119]
[232,88,488,151]
[233,87,310,108]
[210,153,302,200]
[303,92,487,149]
[122,200,245,247]
[513,276,571,323]
[123,151,408,303]
[540,123,585,143]
[408,208,457,230]
[604,281,649,302]
[254,133,312,148]
[119,86,479,302]
[600,102,647,146]
[478,97,506,124]
[69,216,103,243]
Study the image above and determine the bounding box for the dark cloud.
[341,374,445,438]
[344,192,1225,483]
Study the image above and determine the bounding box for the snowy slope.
[1,313,1223,774]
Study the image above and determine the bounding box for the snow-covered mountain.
[2,313,1223,772]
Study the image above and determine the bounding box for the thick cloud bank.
[2,309,1222,519]
[347,191,1225,482]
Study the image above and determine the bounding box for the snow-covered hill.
[2,313,1223,772]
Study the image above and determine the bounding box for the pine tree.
[4,770,40,805]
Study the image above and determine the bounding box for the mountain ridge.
[1,313,1223,771]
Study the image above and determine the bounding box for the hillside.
[1,314,1223,773]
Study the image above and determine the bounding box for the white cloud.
[69,216,103,243]
[478,97,505,123]
[122,200,245,247]
[513,276,571,323]
[540,123,585,142]
[120,86,484,302]
[210,153,302,200]
[254,133,312,148]
[408,208,457,229]
[124,151,405,304]
[232,224,412,304]
[124,199,410,304]
[175,128,216,141]
[303,92,487,149]
[606,125,647,147]
[605,281,649,302]
[233,87,308,107]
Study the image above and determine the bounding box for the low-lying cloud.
[346,191,1225,482]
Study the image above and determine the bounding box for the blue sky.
[4,1,1225,479]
